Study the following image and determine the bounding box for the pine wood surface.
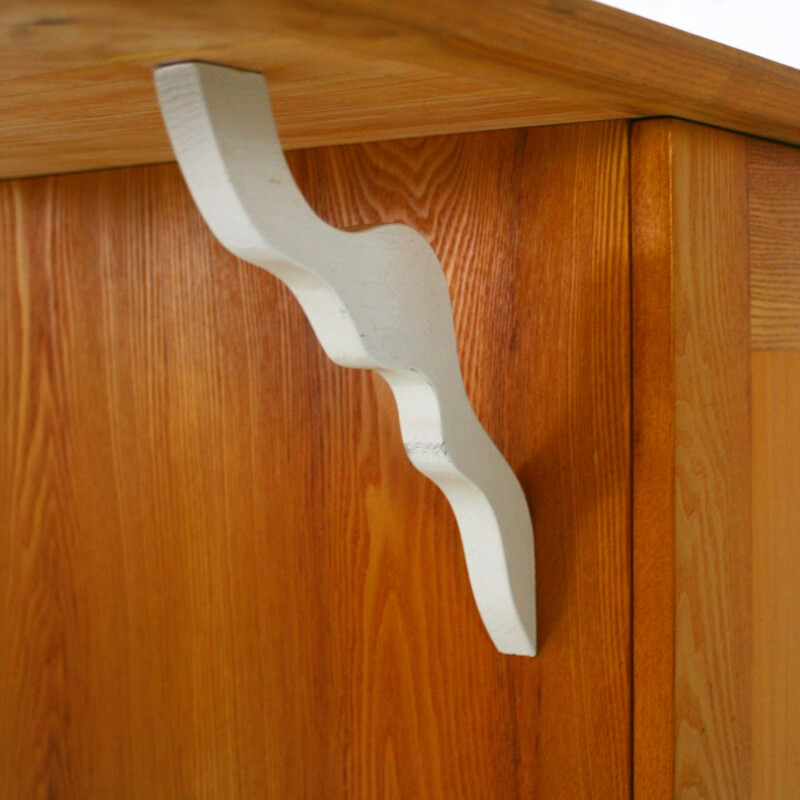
[632,119,753,800]
[751,352,800,800]
[0,124,631,799]
[748,135,800,799]
[749,139,800,350]
[670,124,752,800]
[4,0,800,178]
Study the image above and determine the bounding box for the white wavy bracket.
[154,61,537,656]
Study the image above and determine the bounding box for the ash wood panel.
[4,0,800,178]
[632,119,753,800]
[751,352,800,800]
[0,124,631,799]
[748,140,800,350]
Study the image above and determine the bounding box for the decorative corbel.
[154,61,537,656]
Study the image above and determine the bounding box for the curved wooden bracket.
[154,61,537,656]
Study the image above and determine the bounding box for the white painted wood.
[154,61,537,656]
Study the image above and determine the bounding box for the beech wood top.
[2,0,800,178]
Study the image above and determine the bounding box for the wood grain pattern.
[0,56,613,181]
[748,133,800,799]
[748,139,800,350]
[3,0,800,178]
[671,123,752,800]
[632,119,753,800]
[751,351,800,800]
[631,120,678,800]
[0,124,631,799]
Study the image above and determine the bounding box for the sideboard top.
[3,0,800,179]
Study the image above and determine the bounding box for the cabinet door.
[0,124,631,799]
[633,119,800,800]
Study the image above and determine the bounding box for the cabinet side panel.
[748,133,800,799]
[632,119,752,800]
[751,352,800,799]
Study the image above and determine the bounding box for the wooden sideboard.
[1,3,798,799]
